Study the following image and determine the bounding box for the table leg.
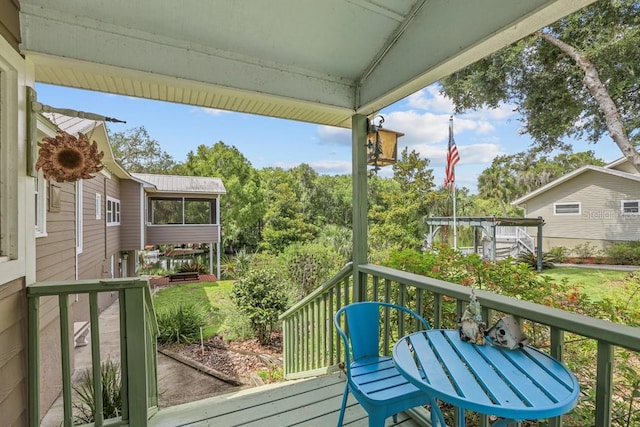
[457,408,465,427]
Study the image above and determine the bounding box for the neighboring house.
[132,173,225,278]
[512,158,640,252]
[33,113,225,413]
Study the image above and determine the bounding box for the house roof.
[19,1,595,128]
[131,173,226,195]
[511,165,640,206]
[605,157,628,169]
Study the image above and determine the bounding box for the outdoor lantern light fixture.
[366,115,403,173]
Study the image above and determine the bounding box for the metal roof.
[131,173,226,195]
[42,113,103,136]
[19,0,595,128]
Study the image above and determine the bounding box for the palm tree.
[477,166,515,216]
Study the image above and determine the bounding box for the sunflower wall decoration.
[35,131,105,182]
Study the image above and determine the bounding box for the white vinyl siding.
[554,202,580,215]
[520,170,640,243]
[107,197,121,226]
[621,200,639,215]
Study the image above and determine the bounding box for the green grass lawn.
[153,280,236,339]
[540,267,637,302]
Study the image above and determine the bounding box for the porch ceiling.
[19,0,593,128]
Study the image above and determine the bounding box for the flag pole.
[453,175,458,250]
[445,115,460,250]
[451,116,458,250]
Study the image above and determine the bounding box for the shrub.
[232,266,288,344]
[73,359,122,424]
[177,261,208,274]
[516,249,556,270]
[547,246,569,263]
[156,301,209,345]
[282,242,342,298]
[606,241,640,265]
[573,242,598,259]
[220,247,253,280]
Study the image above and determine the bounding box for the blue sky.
[35,83,622,192]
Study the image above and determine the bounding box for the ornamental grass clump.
[156,301,209,345]
[73,359,122,424]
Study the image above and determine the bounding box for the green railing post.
[58,295,73,426]
[122,284,149,426]
[28,295,40,427]
[352,113,368,302]
[595,341,613,427]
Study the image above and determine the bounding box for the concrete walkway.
[41,299,240,426]
[554,263,639,271]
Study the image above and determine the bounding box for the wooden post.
[352,114,368,302]
[123,285,149,426]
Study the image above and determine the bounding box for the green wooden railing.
[280,263,640,427]
[28,278,158,427]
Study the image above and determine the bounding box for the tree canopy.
[175,142,266,251]
[440,0,640,169]
[109,126,176,173]
[477,150,605,202]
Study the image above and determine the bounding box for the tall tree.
[176,142,265,252]
[369,148,436,251]
[477,165,515,216]
[108,126,176,173]
[479,150,604,200]
[440,0,640,170]
[259,167,318,253]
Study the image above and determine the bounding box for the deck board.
[150,373,427,426]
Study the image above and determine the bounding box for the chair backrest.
[334,302,430,363]
[343,302,381,360]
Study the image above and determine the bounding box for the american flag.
[443,117,460,189]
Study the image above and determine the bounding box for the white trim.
[553,202,581,216]
[621,200,640,215]
[76,180,84,253]
[0,36,30,284]
[106,196,121,226]
[35,170,48,237]
[96,193,102,220]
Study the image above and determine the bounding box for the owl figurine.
[458,289,486,345]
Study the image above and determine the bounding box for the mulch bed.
[148,274,218,289]
[162,333,283,386]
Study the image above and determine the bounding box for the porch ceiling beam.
[356,0,594,113]
[20,7,356,112]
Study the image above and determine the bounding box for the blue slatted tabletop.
[392,329,580,424]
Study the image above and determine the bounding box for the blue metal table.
[392,329,580,426]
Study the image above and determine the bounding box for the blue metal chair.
[334,301,445,427]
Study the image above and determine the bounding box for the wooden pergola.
[425,216,546,271]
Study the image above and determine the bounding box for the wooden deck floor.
[150,373,427,427]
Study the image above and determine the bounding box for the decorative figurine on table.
[458,288,486,345]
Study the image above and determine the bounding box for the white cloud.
[406,86,454,113]
[197,107,232,116]
[309,160,352,175]
[405,86,518,121]
[315,126,351,146]
[404,142,504,167]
